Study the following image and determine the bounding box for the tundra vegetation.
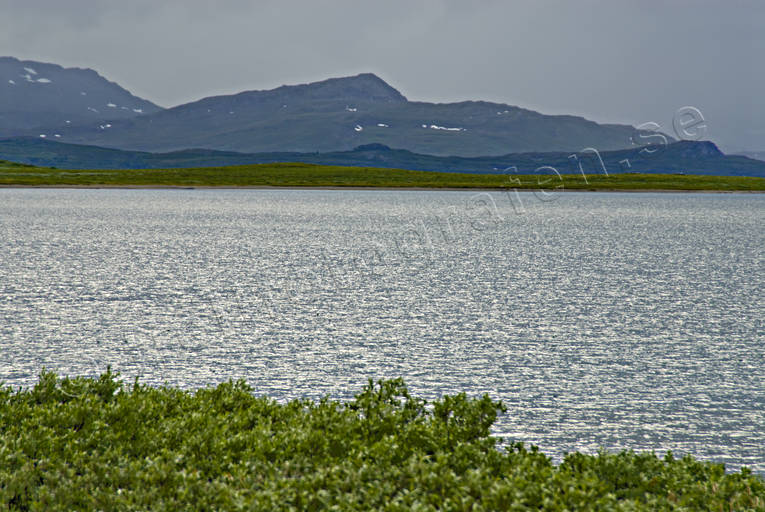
[1,160,765,191]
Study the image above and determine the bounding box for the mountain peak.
[273,73,407,103]
[669,140,724,158]
[0,56,162,137]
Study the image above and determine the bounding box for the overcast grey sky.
[1,0,762,151]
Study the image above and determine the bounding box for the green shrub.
[0,371,762,511]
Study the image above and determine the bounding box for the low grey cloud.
[1,0,762,151]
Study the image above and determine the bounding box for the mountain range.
[1,57,762,177]
[2,137,764,178]
[2,58,649,157]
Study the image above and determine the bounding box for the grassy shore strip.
[1,160,764,191]
[1,372,762,511]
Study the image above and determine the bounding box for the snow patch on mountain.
[423,124,465,132]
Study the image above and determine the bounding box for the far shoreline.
[3,162,764,192]
[0,184,763,194]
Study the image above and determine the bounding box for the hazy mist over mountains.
[2,55,764,176]
[2,1,761,154]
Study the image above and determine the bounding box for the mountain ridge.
[47,82,648,156]
[2,137,762,178]
[0,56,162,136]
[1,59,654,157]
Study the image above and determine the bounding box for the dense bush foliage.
[0,370,762,511]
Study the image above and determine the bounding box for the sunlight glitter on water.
[1,189,763,473]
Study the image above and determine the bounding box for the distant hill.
[2,138,763,178]
[13,71,650,156]
[0,57,162,137]
[734,150,765,162]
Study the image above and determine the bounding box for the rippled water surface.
[1,189,763,472]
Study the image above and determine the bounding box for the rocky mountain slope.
[0,57,162,137]
[16,71,647,157]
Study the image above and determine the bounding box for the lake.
[1,188,763,473]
